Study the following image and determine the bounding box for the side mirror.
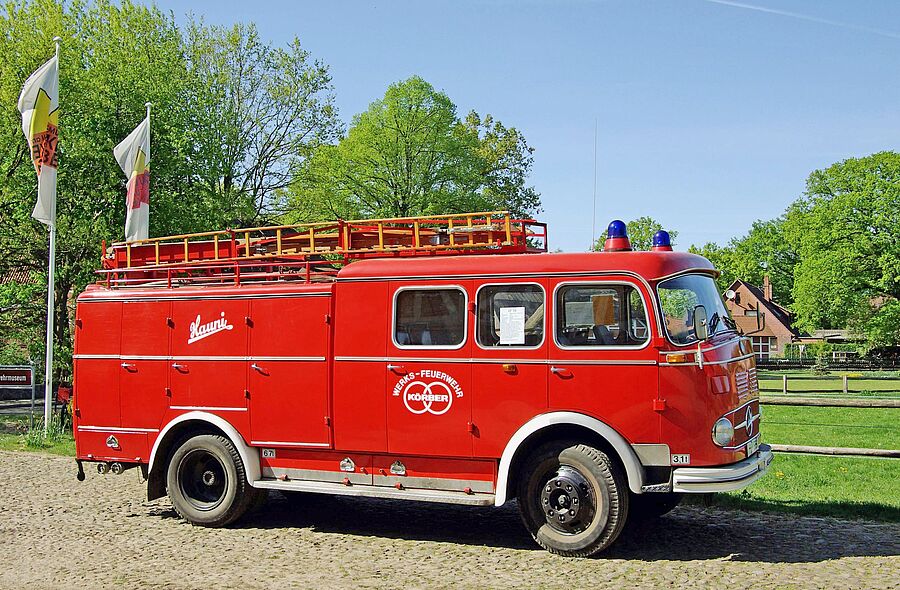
[744,309,766,336]
[693,304,709,341]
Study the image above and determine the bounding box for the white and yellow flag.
[17,55,59,226]
[113,112,150,242]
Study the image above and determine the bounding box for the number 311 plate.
[746,437,760,457]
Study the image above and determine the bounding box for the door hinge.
[324,416,331,426]
[324,313,331,324]
[653,399,667,412]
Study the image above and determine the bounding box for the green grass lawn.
[716,454,900,522]
[712,402,900,521]
[0,415,75,456]
[761,405,900,450]
[758,370,900,397]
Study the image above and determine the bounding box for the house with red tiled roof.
[723,276,801,360]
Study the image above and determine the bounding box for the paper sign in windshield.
[499,306,526,345]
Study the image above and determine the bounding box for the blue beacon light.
[652,230,673,252]
[603,220,632,252]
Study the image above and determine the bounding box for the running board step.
[254,478,495,506]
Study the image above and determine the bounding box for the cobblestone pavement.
[0,451,897,589]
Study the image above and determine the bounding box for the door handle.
[120,362,136,371]
[550,366,571,377]
[171,363,188,372]
[251,363,268,375]
[387,364,405,373]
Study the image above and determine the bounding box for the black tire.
[629,492,682,520]
[166,434,256,527]
[517,442,628,557]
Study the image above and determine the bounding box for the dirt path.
[0,450,897,589]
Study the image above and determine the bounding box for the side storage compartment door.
[332,281,388,453]
[169,299,250,430]
[74,300,122,429]
[248,293,332,448]
[119,300,170,434]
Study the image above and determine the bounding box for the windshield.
[657,274,733,345]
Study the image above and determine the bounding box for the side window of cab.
[393,287,466,348]
[555,283,649,348]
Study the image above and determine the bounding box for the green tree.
[288,76,540,221]
[690,217,797,304]
[784,152,900,349]
[592,216,678,251]
[0,0,338,380]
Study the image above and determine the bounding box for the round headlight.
[712,417,734,447]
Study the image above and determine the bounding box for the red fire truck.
[72,212,771,557]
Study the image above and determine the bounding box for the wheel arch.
[146,411,260,501]
[495,411,645,506]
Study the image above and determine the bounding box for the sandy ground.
[0,450,897,590]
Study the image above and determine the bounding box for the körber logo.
[392,370,464,415]
[188,312,234,344]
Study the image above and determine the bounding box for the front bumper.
[672,444,773,493]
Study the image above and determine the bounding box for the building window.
[751,336,776,360]
[476,284,545,348]
[394,288,466,347]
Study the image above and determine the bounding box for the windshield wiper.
[708,311,721,335]
[722,315,737,331]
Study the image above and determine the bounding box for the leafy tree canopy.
[783,151,900,349]
[689,217,797,305]
[287,76,541,221]
[0,0,338,376]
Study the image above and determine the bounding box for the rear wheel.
[517,442,628,557]
[166,434,258,527]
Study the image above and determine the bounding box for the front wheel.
[517,442,628,557]
[166,434,259,527]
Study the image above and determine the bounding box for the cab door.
[385,283,473,458]
[548,279,660,445]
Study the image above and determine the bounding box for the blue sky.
[154,0,900,252]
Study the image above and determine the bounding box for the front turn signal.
[665,352,695,364]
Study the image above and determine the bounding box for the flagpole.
[42,36,61,432]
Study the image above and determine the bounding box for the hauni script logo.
[392,370,464,415]
[188,312,234,344]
